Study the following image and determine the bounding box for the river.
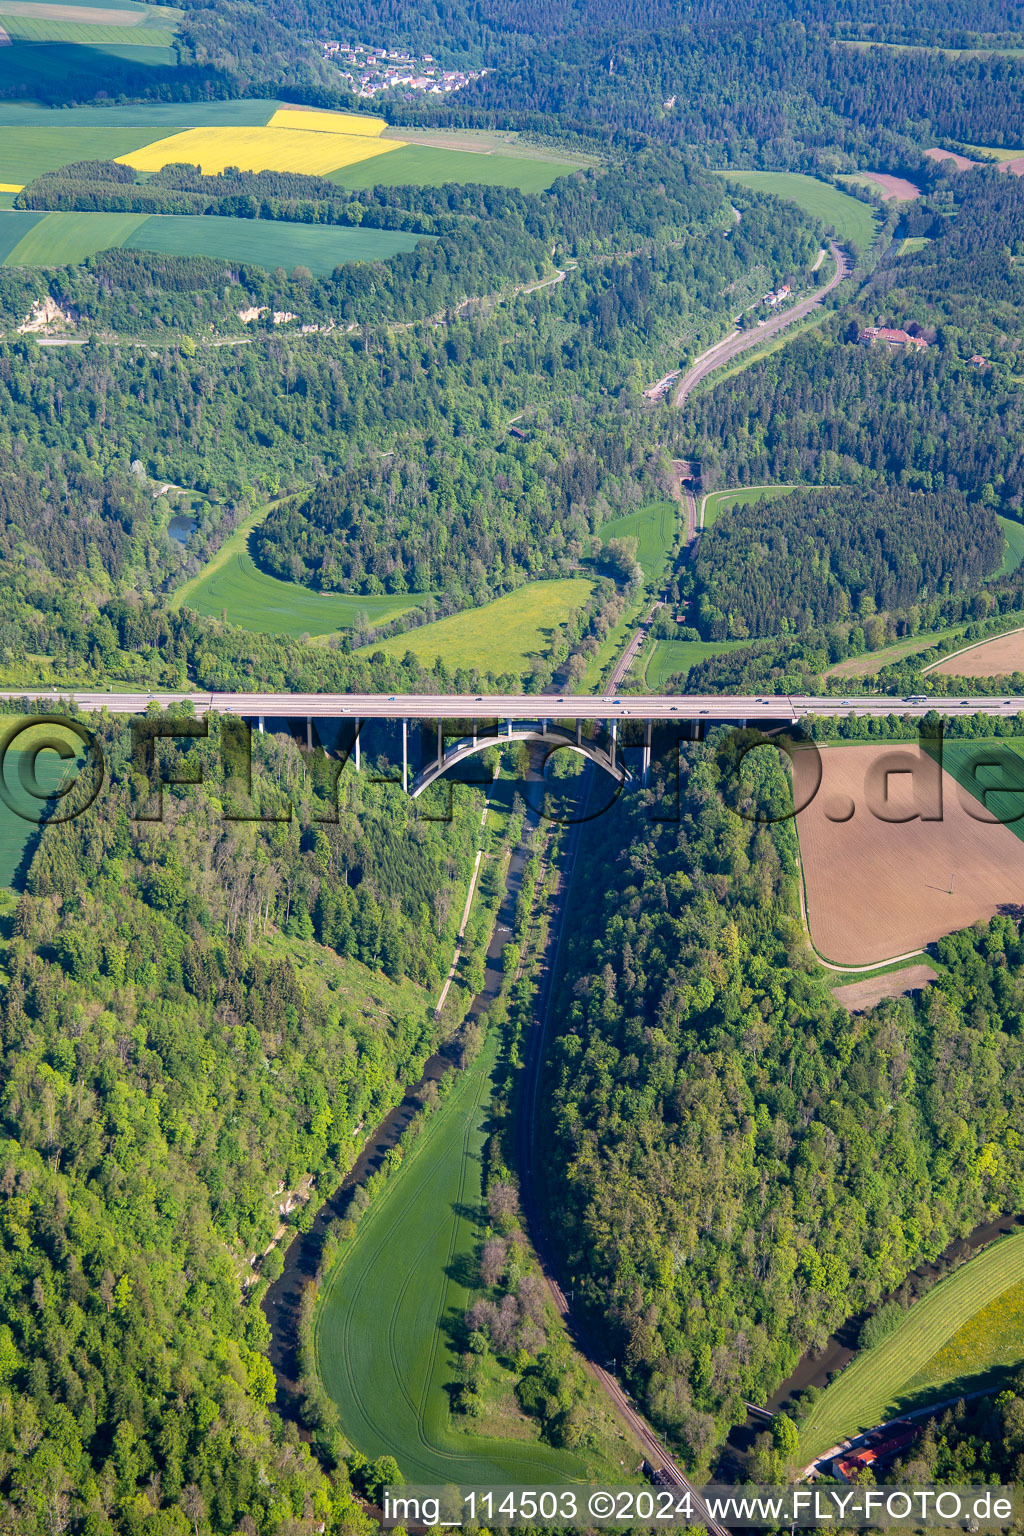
[263,780,542,1420]
[716,1210,1024,1475]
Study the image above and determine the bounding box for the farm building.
[834,1425,919,1482]
[859,325,929,350]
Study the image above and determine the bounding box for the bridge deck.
[0,690,1016,720]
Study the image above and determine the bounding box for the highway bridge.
[2,689,1014,796]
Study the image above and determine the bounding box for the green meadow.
[364,579,594,675]
[315,1027,605,1483]
[642,637,753,689]
[717,169,878,251]
[701,482,798,530]
[175,520,420,637]
[799,1233,1024,1461]
[329,143,580,192]
[600,499,677,581]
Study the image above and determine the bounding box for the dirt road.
[673,241,850,409]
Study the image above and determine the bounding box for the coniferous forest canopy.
[4,0,1024,1523]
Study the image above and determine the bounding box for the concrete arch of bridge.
[409,726,627,799]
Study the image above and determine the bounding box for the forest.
[0,709,489,1530]
[542,733,1024,1469]
[692,486,1002,640]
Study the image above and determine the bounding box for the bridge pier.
[354,725,360,771]
[258,716,264,734]
[610,719,617,772]
[402,718,408,794]
[306,717,313,751]
[642,719,651,785]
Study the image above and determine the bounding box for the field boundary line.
[921,624,1024,674]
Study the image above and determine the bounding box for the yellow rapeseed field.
[117,125,402,177]
[266,108,388,136]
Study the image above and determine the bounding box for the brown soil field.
[862,172,922,199]
[794,743,1024,965]
[999,157,1024,177]
[925,147,977,169]
[831,964,937,1012]
[928,628,1024,676]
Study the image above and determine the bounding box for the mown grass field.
[118,123,399,176]
[1,209,427,270]
[641,637,752,689]
[799,1233,1024,1461]
[180,545,420,637]
[701,482,797,530]
[329,143,579,192]
[364,579,594,676]
[717,169,878,251]
[600,499,677,581]
[315,1027,604,1483]
[899,235,932,255]
[0,14,176,42]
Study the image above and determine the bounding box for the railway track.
[516,768,731,1536]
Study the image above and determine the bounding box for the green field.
[329,143,579,192]
[180,545,420,637]
[0,14,176,42]
[899,236,932,255]
[701,482,797,530]
[0,98,295,128]
[799,1232,1024,1461]
[642,636,752,688]
[0,737,83,889]
[717,170,878,251]
[0,124,157,185]
[0,210,45,262]
[1,209,427,271]
[3,210,149,265]
[965,145,1024,159]
[364,579,594,675]
[0,39,177,88]
[316,1027,600,1483]
[928,738,1024,847]
[995,515,1024,578]
[599,499,677,581]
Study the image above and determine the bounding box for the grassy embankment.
[799,1232,1024,1462]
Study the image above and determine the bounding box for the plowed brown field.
[794,743,1024,965]
[928,628,1024,676]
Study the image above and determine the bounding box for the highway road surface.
[672,241,850,409]
[4,689,1021,721]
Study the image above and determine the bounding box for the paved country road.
[672,241,850,409]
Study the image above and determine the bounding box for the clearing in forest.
[799,1232,1024,1462]
[715,169,877,250]
[841,171,921,200]
[363,579,595,676]
[178,542,421,638]
[794,742,1024,966]
[599,500,677,582]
